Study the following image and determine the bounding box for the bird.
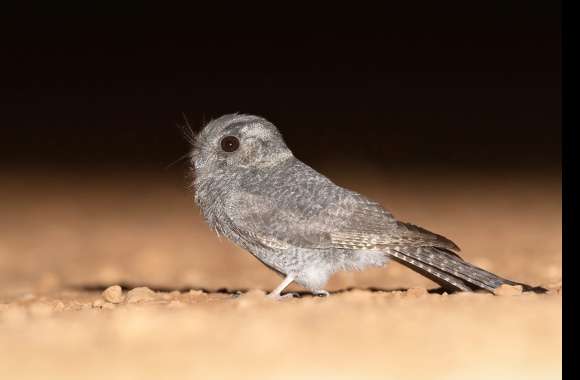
[190,113,545,299]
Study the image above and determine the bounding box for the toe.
[267,292,300,300]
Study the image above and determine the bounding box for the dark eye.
[220,135,240,152]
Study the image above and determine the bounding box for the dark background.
[1,5,560,175]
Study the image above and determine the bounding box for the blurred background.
[0,5,560,293]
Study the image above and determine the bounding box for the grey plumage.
[191,113,544,297]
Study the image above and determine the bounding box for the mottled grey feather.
[191,113,544,294]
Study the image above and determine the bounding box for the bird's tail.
[387,246,546,293]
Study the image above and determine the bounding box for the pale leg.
[312,290,330,297]
[267,274,297,300]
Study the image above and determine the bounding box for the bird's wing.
[331,221,461,253]
[228,165,459,253]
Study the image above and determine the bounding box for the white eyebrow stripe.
[241,123,273,139]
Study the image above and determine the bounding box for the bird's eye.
[220,135,240,152]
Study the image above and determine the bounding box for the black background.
[1,5,560,174]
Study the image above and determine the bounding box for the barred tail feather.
[388,246,547,294]
[388,253,473,292]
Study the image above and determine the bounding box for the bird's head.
[191,114,292,176]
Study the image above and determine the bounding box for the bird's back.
[230,156,401,250]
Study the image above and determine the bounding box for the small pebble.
[494,284,523,296]
[126,287,156,303]
[53,301,66,312]
[102,285,124,304]
[160,291,181,300]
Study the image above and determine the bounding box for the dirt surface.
[0,169,562,379]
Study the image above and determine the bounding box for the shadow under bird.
[190,114,545,299]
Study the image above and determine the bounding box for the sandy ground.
[0,168,561,379]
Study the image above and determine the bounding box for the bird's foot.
[312,290,330,297]
[267,292,300,300]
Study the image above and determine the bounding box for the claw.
[312,290,330,297]
[267,292,300,300]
